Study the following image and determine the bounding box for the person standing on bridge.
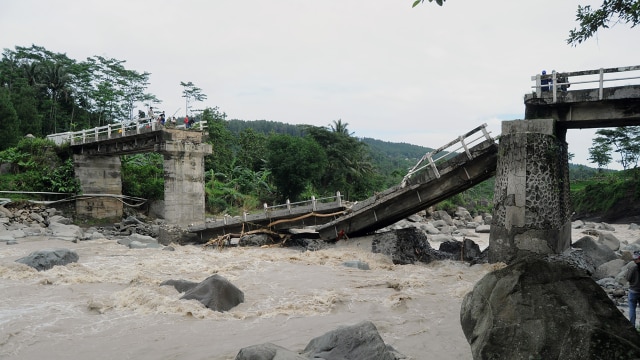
[626,250,640,329]
[541,70,551,92]
[556,71,570,91]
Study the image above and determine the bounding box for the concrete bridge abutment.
[73,154,123,220]
[72,128,212,227]
[159,140,212,226]
[489,119,572,263]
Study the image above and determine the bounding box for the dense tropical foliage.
[0,137,80,196]
[0,45,158,144]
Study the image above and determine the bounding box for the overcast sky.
[1,0,638,169]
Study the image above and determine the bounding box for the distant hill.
[226,119,306,137]
[226,119,434,188]
[568,163,614,181]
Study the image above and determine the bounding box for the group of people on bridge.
[541,70,570,92]
[145,107,195,129]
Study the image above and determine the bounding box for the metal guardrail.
[46,118,208,145]
[400,123,493,187]
[531,65,640,103]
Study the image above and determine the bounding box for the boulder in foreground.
[301,320,403,360]
[460,257,640,359]
[163,274,244,312]
[15,248,79,271]
[235,320,404,360]
[235,343,306,360]
[372,227,452,265]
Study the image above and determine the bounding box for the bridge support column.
[73,154,123,220]
[489,119,572,263]
[160,141,212,226]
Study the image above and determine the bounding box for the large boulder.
[47,221,83,241]
[301,321,403,360]
[15,248,79,271]
[598,231,621,251]
[157,225,195,246]
[432,210,454,225]
[419,222,441,235]
[117,233,161,249]
[594,259,627,281]
[544,248,596,276]
[572,235,617,268]
[178,274,244,312]
[455,207,473,222]
[239,233,275,247]
[438,238,482,262]
[460,257,640,360]
[372,228,453,265]
[235,343,306,360]
[234,321,404,360]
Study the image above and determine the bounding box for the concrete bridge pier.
[489,119,572,263]
[73,154,123,220]
[160,141,212,226]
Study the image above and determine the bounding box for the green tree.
[9,78,41,136]
[204,106,235,174]
[588,139,613,170]
[591,127,640,170]
[0,87,20,150]
[121,153,164,200]
[266,134,328,202]
[41,61,71,132]
[0,137,78,193]
[305,124,376,200]
[237,128,268,172]
[330,119,353,136]
[0,45,159,135]
[180,81,207,118]
[204,162,274,214]
[568,0,640,45]
[412,0,445,7]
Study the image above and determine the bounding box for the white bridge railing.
[215,192,344,225]
[263,191,343,213]
[401,123,493,187]
[46,118,207,145]
[531,65,640,103]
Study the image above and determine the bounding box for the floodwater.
[0,234,497,359]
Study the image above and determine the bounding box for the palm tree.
[330,119,353,136]
[42,62,71,133]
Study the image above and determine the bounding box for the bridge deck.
[524,66,640,129]
[188,199,347,241]
[316,138,498,240]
